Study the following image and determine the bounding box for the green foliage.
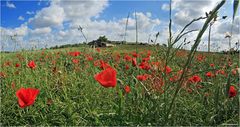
[97,36,109,42]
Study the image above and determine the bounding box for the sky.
[0,0,239,52]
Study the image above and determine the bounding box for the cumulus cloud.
[31,27,52,34]
[160,0,239,51]
[52,0,108,21]
[18,16,25,21]
[172,0,221,28]
[28,4,65,28]
[6,1,16,8]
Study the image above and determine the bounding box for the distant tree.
[97,36,108,42]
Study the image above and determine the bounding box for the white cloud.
[26,11,34,15]
[28,4,65,28]
[53,0,108,22]
[6,1,16,8]
[18,16,25,21]
[161,4,169,11]
[159,0,239,51]
[31,27,52,34]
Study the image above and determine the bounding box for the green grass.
[0,45,239,126]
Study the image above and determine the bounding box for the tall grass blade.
[233,0,239,22]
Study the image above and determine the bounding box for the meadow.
[1,0,239,126]
[0,45,239,126]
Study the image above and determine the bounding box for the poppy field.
[0,45,239,126]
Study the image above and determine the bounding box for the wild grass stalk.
[163,0,226,125]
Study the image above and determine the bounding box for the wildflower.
[205,72,214,77]
[137,74,149,81]
[210,63,215,67]
[72,59,79,64]
[189,75,202,83]
[11,82,15,90]
[132,52,139,58]
[96,48,101,52]
[142,57,150,62]
[132,58,137,67]
[99,60,111,70]
[124,85,131,93]
[69,51,81,56]
[86,56,93,61]
[124,54,132,61]
[147,50,151,57]
[232,69,237,75]
[229,85,237,98]
[165,66,172,74]
[196,54,205,62]
[139,62,151,70]
[125,65,129,70]
[169,75,178,82]
[94,67,117,88]
[27,60,36,69]
[16,88,40,108]
[15,63,20,68]
[216,70,225,75]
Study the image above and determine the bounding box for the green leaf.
[233,0,240,22]
[225,73,231,97]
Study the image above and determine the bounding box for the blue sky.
[1,1,49,28]
[0,0,239,52]
[1,0,169,28]
[99,1,169,21]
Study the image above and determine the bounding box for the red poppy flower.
[232,69,237,75]
[94,67,117,88]
[229,85,237,98]
[69,51,81,56]
[11,82,16,90]
[86,56,93,61]
[27,60,36,69]
[125,65,129,70]
[16,88,40,108]
[216,70,225,75]
[147,50,151,57]
[142,57,150,62]
[210,63,215,67]
[96,48,101,52]
[124,85,131,93]
[139,62,151,70]
[169,75,178,82]
[196,54,205,62]
[137,74,149,81]
[15,63,20,68]
[132,58,137,67]
[124,54,132,61]
[132,52,139,58]
[72,59,79,64]
[189,75,202,83]
[99,60,111,70]
[206,72,214,77]
[165,66,172,74]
